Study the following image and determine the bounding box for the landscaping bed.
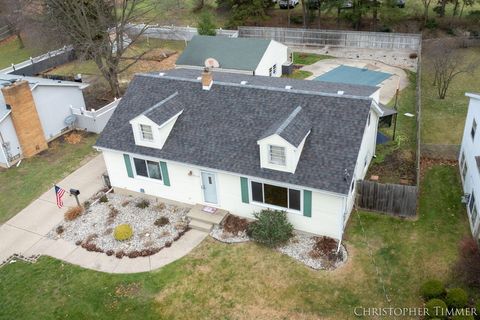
[211,213,347,270]
[48,191,190,258]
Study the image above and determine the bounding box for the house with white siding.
[0,74,88,168]
[175,35,289,77]
[95,68,383,240]
[459,93,480,242]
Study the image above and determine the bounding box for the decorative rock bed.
[211,214,347,270]
[48,191,190,258]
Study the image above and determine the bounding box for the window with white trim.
[469,192,477,222]
[251,181,301,211]
[133,157,162,180]
[140,124,153,141]
[272,64,277,75]
[268,145,286,166]
[461,151,468,180]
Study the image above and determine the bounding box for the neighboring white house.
[175,35,289,77]
[95,69,383,240]
[459,93,480,242]
[0,74,88,168]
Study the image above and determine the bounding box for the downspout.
[337,195,347,253]
[0,131,10,168]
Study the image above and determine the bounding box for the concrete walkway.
[0,154,207,273]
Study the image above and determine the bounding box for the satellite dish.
[64,114,77,126]
[204,58,220,69]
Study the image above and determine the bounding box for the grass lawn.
[0,37,38,69]
[293,52,333,65]
[0,133,98,223]
[282,69,313,79]
[421,46,480,145]
[368,71,417,183]
[0,165,471,319]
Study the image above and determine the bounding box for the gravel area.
[48,192,190,258]
[211,221,347,270]
[210,224,250,243]
[278,233,348,270]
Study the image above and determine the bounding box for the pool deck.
[301,58,409,105]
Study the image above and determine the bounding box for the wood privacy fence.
[238,26,421,51]
[356,181,418,217]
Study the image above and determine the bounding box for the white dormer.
[129,92,183,149]
[257,107,311,174]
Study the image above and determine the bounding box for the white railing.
[72,98,121,134]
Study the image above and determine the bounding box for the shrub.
[476,301,480,320]
[409,52,418,59]
[247,210,293,247]
[136,199,150,209]
[453,237,480,289]
[421,280,445,300]
[222,214,250,235]
[446,288,468,309]
[452,314,475,320]
[425,18,438,29]
[197,12,217,36]
[56,225,64,234]
[64,206,83,221]
[425,299,448,319]
[154,217,170,227]
[114,224,133,241]
[83,201,91,210]
[99,195,108,203]
[309,236,338,259]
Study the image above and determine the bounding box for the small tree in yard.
[248,210,293,247]
[452,236,480,289]
[43,0,157,97]
[427,40,479,99]
[197,12,217,36]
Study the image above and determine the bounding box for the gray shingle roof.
[164,68,378,97]
[175,35,272,71]
[142,92,185,125]
[260,106,311,147]
[96,71,373,195]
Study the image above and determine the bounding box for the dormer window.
[269,145,286,166]
[140,124,153,141]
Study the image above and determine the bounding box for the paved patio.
[0,154,207,273]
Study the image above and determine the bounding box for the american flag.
[54,185,66,208]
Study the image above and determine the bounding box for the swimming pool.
[314,65,392,87]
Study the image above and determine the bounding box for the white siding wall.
[258,134,308,173]
[130,114,180,150]
[255,41,289,77]
[459,95,480,237]
[32,86,86,141]
[102,149,346,239]
[0,115,22,166]
[345,107,380,222]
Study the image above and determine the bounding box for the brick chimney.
[1,80,48,158]
[201,68,213,91]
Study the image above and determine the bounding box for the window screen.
[288,189,301,210]
[134,158,148,177]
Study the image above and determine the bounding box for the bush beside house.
[248,210,293,247]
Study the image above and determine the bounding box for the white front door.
[201,172,218,204]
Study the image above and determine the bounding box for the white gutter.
[0,110,11,124]
[0,131,10,168]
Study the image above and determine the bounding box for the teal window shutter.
[123,154,134,178]
[160,161,170,186]
[303,190,312,217]
[240,177,249,203]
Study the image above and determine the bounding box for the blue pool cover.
[315,65,392,86]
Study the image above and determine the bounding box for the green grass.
[282,69,313,79]
[0,37,37,69]
[293,52,333,65]
[0,165,471,319]
[0,133,98,223]
[421,46,480,145]
[369,70,417,183]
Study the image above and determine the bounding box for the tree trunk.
[373,0,378,31]
[287,2,291,26]
[302,0,307,28]
[318,3,321,28]
[423,4,429,25]
[15,31,24,49]
[452,0,459,16]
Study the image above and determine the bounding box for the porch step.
[187,204,228,225]
[189,219,213,232]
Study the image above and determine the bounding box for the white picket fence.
[72,98,121,134]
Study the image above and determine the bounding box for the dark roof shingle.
[96,71,373,195]
[260,106,311,147]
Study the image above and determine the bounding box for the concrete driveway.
[0,154,207,273]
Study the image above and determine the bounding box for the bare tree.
[421,0,434,25]
[427,40,478,99]
[0,0,29,48]
[44,0,157,97]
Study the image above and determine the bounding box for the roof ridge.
[276,106,303,135]
[138,73,373,102]
[142,91,179,116]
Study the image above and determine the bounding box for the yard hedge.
[248,210,293,247]
[425,299,448,319]
[446,288,469,309]
[421,280,446,300]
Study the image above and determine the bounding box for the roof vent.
[337,90,344,95]
[285,85,292,90]
[159,72,165,76]
[240,81,248,85]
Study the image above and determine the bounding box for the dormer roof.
[133,91,184,126]
[259,106,311,147]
